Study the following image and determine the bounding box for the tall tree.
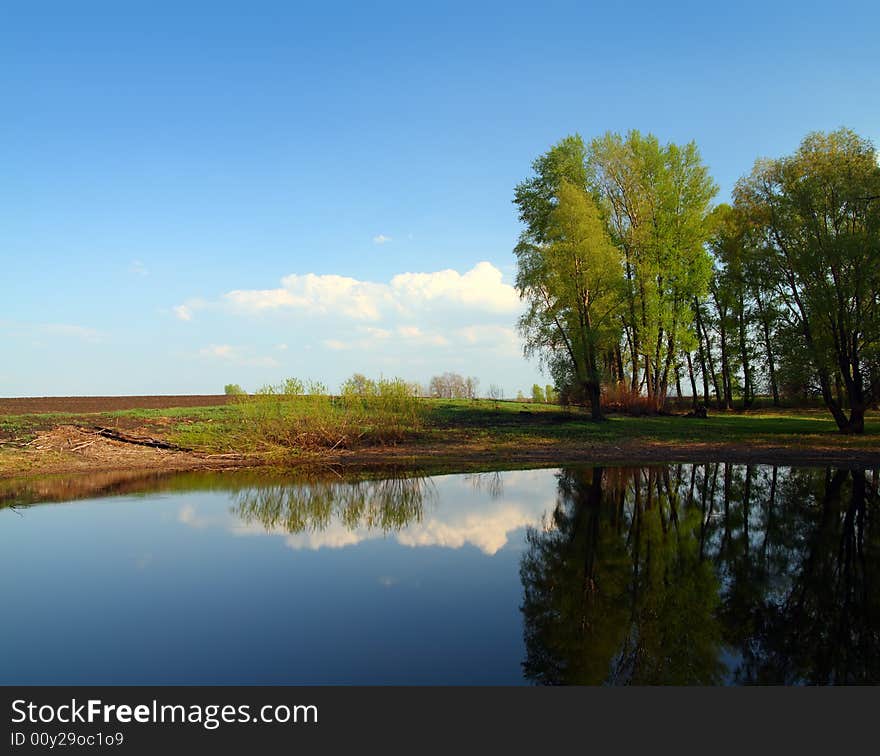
[515,158,624,419]
[589,131,718,407]
[735,129,880,432]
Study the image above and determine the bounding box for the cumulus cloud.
[226,273,391,321]
[170,261,533,385]
[389,262,519,313]
[373,234,392,244]
[173,304,193,321]
[218,261,519,321]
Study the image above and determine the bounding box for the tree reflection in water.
[520,465,880,685]
[233,475,435,534]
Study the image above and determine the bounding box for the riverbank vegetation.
[1,395,879,481]
[234,376,425,452]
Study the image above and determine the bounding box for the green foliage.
[515,131,717,417]
[515,145,627,418]
[531,384,545,403]
[733,128,880,432]
[224,383,246,396]
[236,375,425,452]
[588,130,717,403]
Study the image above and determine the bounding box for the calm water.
[1,464,877,685]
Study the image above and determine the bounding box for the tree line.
[514,128,880,432]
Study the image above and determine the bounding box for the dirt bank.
[2,423,878,483]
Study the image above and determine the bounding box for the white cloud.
[218,261,519,321]
[389,262,519,314]
[199,344,235,359]
[197,344,278,367]
[169,261,539,391]
[363,326,392,340]
[373,234,392,244]
[226,273,391,321]
[173,304,193,321]
[0,320,104,346]
[42,323,103,343]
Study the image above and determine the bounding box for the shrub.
[601,382,661,415]
[237,375,425,452]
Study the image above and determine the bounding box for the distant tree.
[545,384,557,403]
[224,383,246,396]
[531,384,545,403]
[488,384,503,409]
[341,373,376,396]
[428,372,478,399]
[282,377,305,395]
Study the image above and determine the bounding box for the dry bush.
[601,382,663,416]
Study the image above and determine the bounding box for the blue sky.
[2,0,878,396]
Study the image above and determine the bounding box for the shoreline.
[3,435,879,483]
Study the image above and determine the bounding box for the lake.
[1,463,877,685]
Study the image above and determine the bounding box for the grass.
[422,399,880,449]
[1,398,879,471]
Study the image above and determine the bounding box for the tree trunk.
[584,380,603,421]
[737,296,753,409]
[718,323,733,410]
[756,299,780,406]
[615,345,625,387]
[842,405,865,434]
[686,352,699,409]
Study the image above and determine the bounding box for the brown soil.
[0,425,251,479]
[0,395,234,415]
[2,423,878,486]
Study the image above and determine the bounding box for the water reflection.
[520,465,879,685]
[1,463,877,684]
[214,469,556,554]
[233,476,434,534]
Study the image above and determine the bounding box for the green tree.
[224,383,246,396]
[515,145,625,419]
[589,131,717,407]
[531,384,545,403]
[734,129,880,432]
